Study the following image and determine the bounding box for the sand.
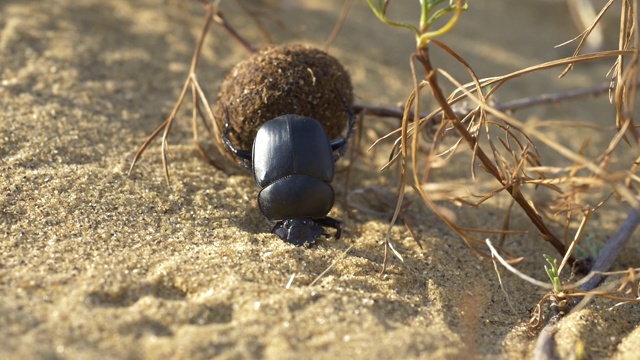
[1,0,639,359]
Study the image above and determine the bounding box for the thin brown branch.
[211,3,256,53]
[129,1,256,182]
[355,81,617,122]
[417,42,576,263]
[324,0,352,50]
[233,0,273,44]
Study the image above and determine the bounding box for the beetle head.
[273,218,325,246]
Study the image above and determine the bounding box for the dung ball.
[216,44,353,152]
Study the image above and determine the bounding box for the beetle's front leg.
[221,107,253,169]
[330,88,356,160]
[315,216,342,239]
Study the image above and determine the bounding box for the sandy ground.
[1,0,639,358]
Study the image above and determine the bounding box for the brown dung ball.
[216,44,353,152]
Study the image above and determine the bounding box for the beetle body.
[223,104,354,246]
[253,116,335,221]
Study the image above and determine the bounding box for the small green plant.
[543,254,562,294]
[367,0,467,46]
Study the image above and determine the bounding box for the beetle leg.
[221,106,253,169]
[330,87,355,160]
[315,216,342,239]
[271,220,285,234]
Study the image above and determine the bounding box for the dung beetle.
[222,99,355,246]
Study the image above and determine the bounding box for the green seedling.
[367,0,468,46]
[543,254,562,294]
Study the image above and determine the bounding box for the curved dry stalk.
[413,41,577,263]
[559,0,614,76]
[487,238,640,302]
[357,81,615,126]
[441,70,639,210]
[363,80,624,175]
[308,244,354,287]
[364,81,619,182]
[612,2,639,143]
[429,50,636,127]
[128,69,195,183]
[383,45,506,265]
[128,2,255,183]
[324,0,353,50]
[375,37,637,276]
[378,51,519,270]
[428,51,637,141]
[379,73,422,274]
[374,38,623,268]
[490,249,518,315]
[364,50,638,147]
[212,2,256,53]
[128,3,216,183]
[233,0,273,45]
[486,239,556,290]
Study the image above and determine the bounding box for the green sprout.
[543,254,562,293]
[367,0,468,47]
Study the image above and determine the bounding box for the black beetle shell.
[258,175,334,220]
[252,115,334,188]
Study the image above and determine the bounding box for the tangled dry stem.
[372,0,639,280]
[366,0,639,357]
